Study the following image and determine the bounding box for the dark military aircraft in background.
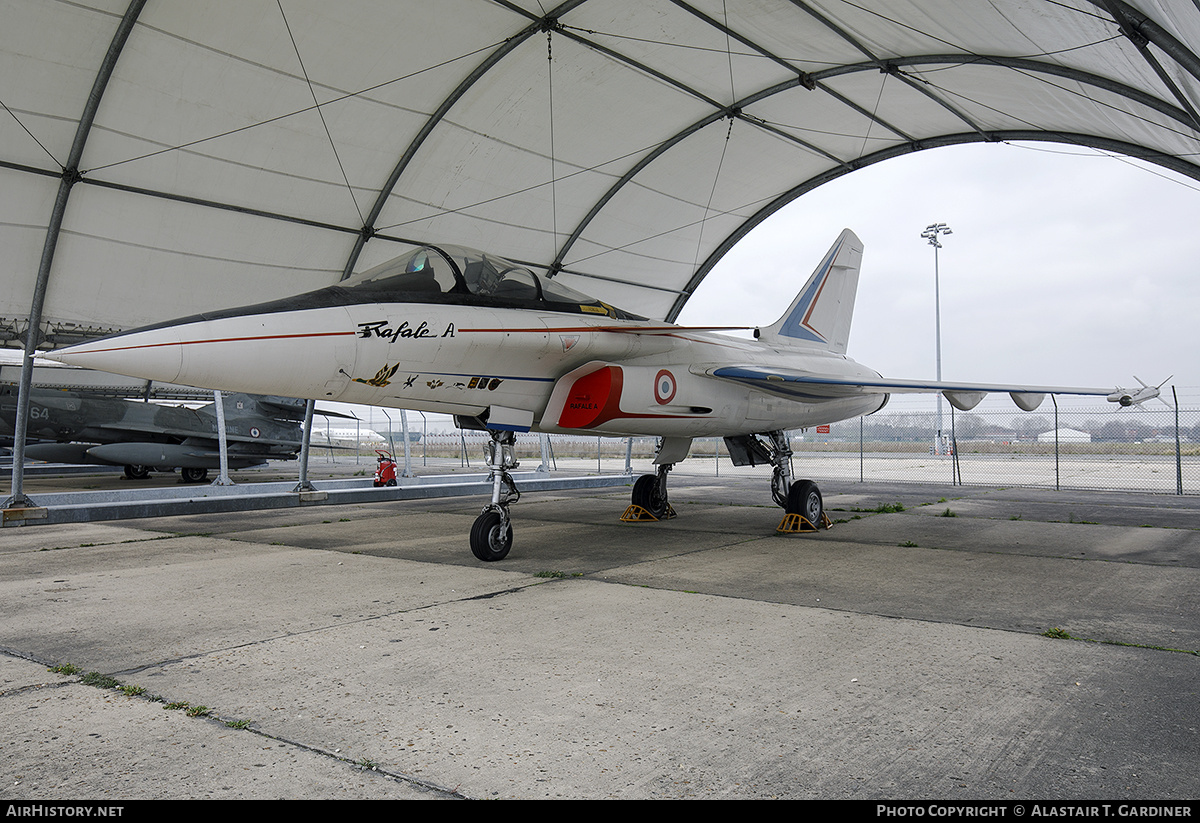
[0,386,319,482]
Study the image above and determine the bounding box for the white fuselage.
[52,301,887,439]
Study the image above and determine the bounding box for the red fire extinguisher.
[373,450,397,487]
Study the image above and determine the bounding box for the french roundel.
[654,369,676,405]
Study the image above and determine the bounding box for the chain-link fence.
[335,400,1198,496]
[788,402,1197,494]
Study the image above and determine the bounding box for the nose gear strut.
[470,430,521,561]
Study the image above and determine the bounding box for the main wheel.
[631,474,668,519]
[786,479,823,527]
[470,510,512,562]
[123,464,150,480]
[180,467,208,483]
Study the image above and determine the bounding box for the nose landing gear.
[624,437,691,522]
[470,430,521,561]
[624,463,676,521]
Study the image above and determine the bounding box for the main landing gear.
[180,467,208,484]
[470,430,521,562]
[123,465,209,484]
[758,430,829,533]
[761,430,829,533]
[625,431,830,533]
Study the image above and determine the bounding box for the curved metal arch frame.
[667,129,1200,322]
[343,0,1200,298]
[547,51,1200,293]
[339,0,593,281]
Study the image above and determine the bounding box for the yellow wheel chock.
[621,503,677,522]
[776,511,833,534]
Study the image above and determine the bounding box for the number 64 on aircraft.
[46,230,1161,561]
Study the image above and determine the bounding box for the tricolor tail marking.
[758,229,863,355]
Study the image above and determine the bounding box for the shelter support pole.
[293,399,317,493]
[212,390,233,486]
[5,176,74,510]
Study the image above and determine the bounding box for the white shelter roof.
[2,0,1199,346]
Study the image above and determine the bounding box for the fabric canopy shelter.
[3,0,1199,502]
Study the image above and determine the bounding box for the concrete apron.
[1,478,1197,800]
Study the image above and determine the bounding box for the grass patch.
[1042,627,1198,656]
[939,507,957,517]
[80,671,119,689]
[847,503,905,514]
[50,663,81,676]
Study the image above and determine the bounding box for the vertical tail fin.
[757,229,863,354]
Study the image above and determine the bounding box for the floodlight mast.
[921,222,952,455]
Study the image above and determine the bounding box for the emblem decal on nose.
[353,363,400,387]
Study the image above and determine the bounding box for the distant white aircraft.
[46,230,1158,560]
[318,426,386,446]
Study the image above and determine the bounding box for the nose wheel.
[623,440,682,522]
[470,508,513,561]
[626,464,675,521]
[470,429,521,561]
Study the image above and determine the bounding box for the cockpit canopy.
[344,245,646,321]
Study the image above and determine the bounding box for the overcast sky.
[678,140,1200,408]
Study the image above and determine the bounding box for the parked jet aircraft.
[321,425,387,447]
[0,387,315,482]
[44,230,1158,557]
